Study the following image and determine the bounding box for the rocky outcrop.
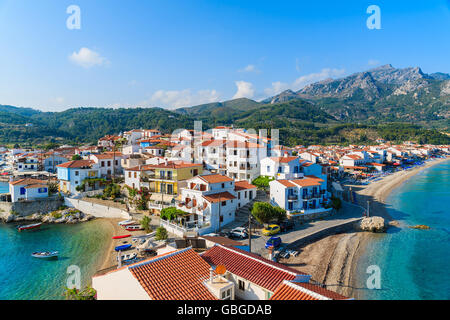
[1,208,94,224]
[355,216,387,233]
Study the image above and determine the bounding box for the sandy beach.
[280,157,449,299]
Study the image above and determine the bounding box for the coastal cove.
[354,158,450,299]
[0,216,113,300]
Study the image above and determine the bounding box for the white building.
[269,176,331,217]
[260,155,303,180]
[89,152,124,178]
[9,178,49,202]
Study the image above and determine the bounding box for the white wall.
[64,198,131,219]
[92,268,150,300]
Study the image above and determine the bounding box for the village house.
[260,155,303,180]
[89,152,124,178]
[269,175,331,217]
[57,160,100,194]
[9,178,49,202]
[170,174,238,236]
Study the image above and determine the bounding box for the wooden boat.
[118,219,134,226]
[115,244,132,252]
[31,251,58,259]
[117,252,137,262]
[17,223,42,232]
[112,234,132,240]
[125,225,143,231]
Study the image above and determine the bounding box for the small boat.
[18,223,42,232]
[31,251,58,259]
[112,234,132,240]
[115,244,132,252]
[117,252,137,262]
[118,219,134,226]
[125,225,143,231]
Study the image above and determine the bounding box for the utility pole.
[248,213,252,253]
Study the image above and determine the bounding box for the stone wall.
[0,197,64,219]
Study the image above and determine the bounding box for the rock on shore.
[355,216,387,233]
[1,208,95,224]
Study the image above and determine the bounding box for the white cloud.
[368,59,380,66]
[148,89,220,109]
[232,81,255,99]
[292,68,346,90]
[238,64,260,73]
[264,81,290,96]
[69,47,108,68]
[263,68,346,97]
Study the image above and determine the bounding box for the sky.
[0,0,449,111]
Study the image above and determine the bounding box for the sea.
[0,181,112,300]
[355,159,450,300]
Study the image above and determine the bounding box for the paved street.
[239,201,365,257]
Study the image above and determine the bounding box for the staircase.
[234,190,269,226]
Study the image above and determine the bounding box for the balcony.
[287,194,298,201]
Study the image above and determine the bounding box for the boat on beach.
[31,251,58,259]
[124,225,143,231]
[115,244,132,251]
[112,234,132,239]
[17,223,42,232]
[118,219,134,226]
[117,252,137,262]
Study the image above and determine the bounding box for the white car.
[229,227,248,239]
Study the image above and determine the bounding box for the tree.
[140,215,152,233]
[47,181,59,195]
[251,202,287,226]
[330,196,342,211]
[251,176,273,191]
[160,207,186,222]
[71,154,82,160]
[155,226,168,241]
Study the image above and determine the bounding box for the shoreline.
[284,157,449,299]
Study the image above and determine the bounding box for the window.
[107,161,111,166]
[101,161,105,167]
[238,280,245,291]
[267,166,270,172]
[115,160,118,166]
[221,183,224,188]
[38,188,47,194]
[221,201,226,206]
[75,171,79,176]
[128,172,131,178]
[134,172,137,179]
[20,187,26,195]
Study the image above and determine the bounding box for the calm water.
[355,159,450,299]
[0,182,8,193]
[0,192,112,300]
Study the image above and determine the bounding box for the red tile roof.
[201,245,307,292]
[269,156,298,163]
[234,180,257,191]
[129,248,217,300]
[202,191,236,203]
[270,281,319,300]
[56,160,93,168]
[10,178,46,186]
[293,282,349,300]
[199,174,233,184]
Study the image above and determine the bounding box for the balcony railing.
[287,194,298,201]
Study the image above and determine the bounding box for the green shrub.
[155,226,168,241]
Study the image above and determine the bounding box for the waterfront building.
[269,176,331,217]
[9,178,49,202]
[56,160,100,194]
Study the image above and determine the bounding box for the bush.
[155,226,168,241]
[251,176,273,190]
[103,183,121,199]
[160,207,187,221]
[331,196,342,211]
[140,215,152,232]
[251,202,286,225]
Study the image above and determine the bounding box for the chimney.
[284,152,288,157]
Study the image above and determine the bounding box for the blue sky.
[0,0,449,111]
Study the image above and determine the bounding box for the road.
[242,201,365,257]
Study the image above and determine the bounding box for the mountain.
[1,64,449,146]
[265,64,450,126]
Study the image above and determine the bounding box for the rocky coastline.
[1,208,95,224]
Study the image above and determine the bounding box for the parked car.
[265,236,281,249]
[279,220,295,232]
[262,224,280,236]
[228,227,248,239]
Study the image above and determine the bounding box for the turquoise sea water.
[0,182,8,193]
[0,184,112,300]
[355,159,450,300]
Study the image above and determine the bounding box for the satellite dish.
[215,264,226,275]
